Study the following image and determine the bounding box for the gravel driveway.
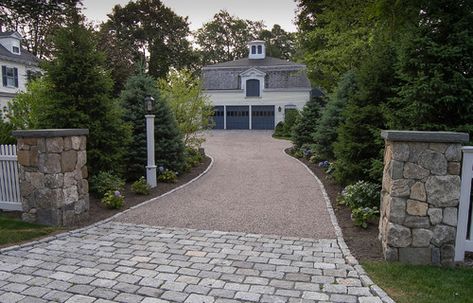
[117,131,336,239]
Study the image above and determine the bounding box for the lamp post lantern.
[145,95,157,188]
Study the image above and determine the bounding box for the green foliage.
[195,10,264,65]
[351,206,379,229]
[101,190,125,209]
[338,181,380,210]
[339,180,380,228]
[292,96,323,148]
[158,169,177,183]
[131,177,151,195]
[37,20,132,176]
[313,72,354,160]
[258,24,296,60]
[90,171,125,198]
[0,118,15,144]
[283,109,301,137]
[6,78,50,130]
[158,69,214,148]
[385,0,473,139]
[100,0,196,80]
[184,147,203,170]
[0,0,82,58]
[121,72,185,180]
[296,0,375,92]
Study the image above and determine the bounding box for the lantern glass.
[145,96,155,113]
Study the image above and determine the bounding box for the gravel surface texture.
[116,131,336,239]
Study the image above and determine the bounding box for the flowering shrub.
[131,177,151,195]
[158,169,178,183]
[319,160,330,168]
[338,181,381,228]
[101,190,124,209]
[351,207,379,228]
[90,171,125,198]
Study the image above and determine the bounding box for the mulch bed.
[287,150,383,261]
[74,156,212,228]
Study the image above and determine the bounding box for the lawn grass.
[363,261,473,303]
[0,214,59,246]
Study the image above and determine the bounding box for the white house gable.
[240,68,266,97]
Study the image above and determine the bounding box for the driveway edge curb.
[286,151,395,303]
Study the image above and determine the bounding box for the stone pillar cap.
[381,130,469,143]
[12,129,89,138]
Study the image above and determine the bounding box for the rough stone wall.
[16,134,89,226]
[379,140,462,265]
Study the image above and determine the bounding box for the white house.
[202,40,311,130]
[0,31,40,113]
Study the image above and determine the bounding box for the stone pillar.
[379,130,469,265]
[12,129,89,226]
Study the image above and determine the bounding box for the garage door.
[212,106,224,129]
[252,105,275,130]
[226,106,249,129]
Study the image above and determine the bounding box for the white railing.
[0,144,22,211]
[455,146,473,262]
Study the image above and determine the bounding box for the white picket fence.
[0,144,22,211]
[455,146,473,262]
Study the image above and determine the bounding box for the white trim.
[249,105,252,129]
[223,105,227,130]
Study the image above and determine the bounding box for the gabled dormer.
[0,31,22,55]
[248,40,265,60]
[240,67,266,97]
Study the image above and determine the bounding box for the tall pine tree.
[121,73,185,180]
[38,19,131,175]
[292,96,323,148]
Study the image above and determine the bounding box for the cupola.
[248,40,265,60]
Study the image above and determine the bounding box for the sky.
[81,0,299,32]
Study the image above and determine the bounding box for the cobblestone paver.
[0,222,388,303]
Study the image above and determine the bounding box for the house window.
[257,45,262,54]
[1,66,18,88]
[12,46,20,54]
[246,79,260,97]
[251,45,256,54]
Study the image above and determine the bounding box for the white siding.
[205,89,310,126]
[0,59,40,110]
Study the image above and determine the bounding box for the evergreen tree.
[292,96,323,148]
[121,73,185,180]
[38,19,131,175]
[313,72,355,160]
[333,40,396,185]
[386,0,473,138]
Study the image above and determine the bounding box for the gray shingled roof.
[0,44,39,65]
[204,56,303,69]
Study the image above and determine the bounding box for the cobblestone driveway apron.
[0,223,387,303]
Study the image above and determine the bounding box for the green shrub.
[131,177,151,195]
[312,72,353,160]
[101,190,124,209]
[0,118,15,144]
[283,109,300,136]
[184,147,203,168]
[90,171,125,198]
[158,169,178,183]
[351,206,379,229]
[293,96,322,148]
[273,121,286,137]
[338,181,381,210]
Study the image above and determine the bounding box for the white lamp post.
[145,95,157,188]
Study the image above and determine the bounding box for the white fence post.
[0,144,22,211]
[455,146,473,262]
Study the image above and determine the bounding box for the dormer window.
[12,46,20,54]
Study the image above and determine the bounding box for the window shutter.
[1,66,6,87]
[13,68,18,87]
